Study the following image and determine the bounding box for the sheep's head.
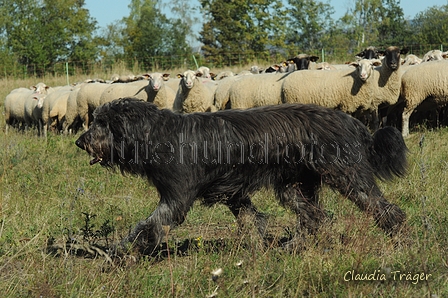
[402,54,422,65]
[179,70,197,89]
[31,82,51,108]
[378,46,408,71]
[148,72,170,92]
[316,62,336,71]
[422,50,446,62]
[288,54,319,70]
[355,46,379,60]
[350,59,382,82]
[196,66,211,79]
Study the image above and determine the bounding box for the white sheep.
[196,66,212,79]
[99,79,149,105]
[212,74,247,111]
[7,82,54,136]
[164,76,182,91]
[399,59,448,137]
[142,72,177,110]
[250,65,264,74]
[282,47,406,129]
[62,84,83,134]
[315,61,337,70]
[402,54,422,66]
[76,82,112,130]
[4,88,31,133]
[174,70,217,113]
[422,50,447,62]
[226,72,287,110]
[41,86,73,137]
[110,74,138,83]
[211,70,235,81]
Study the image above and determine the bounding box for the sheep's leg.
[370,109,380,131]
[402,108,413,137]
[79,111,89,131]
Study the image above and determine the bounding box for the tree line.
[0,0,447,78]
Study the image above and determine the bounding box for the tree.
[339,0,383,48]
[376,0,410,46]
[286,0,335,53]
[3,0,98,75]
[409,5,448,46]
[166,0,200,48]
[335,0,413,54]
[122,0,192,70]
[199,0,287,65]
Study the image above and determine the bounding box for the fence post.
[192,54,199,69]
[66,62,69,86]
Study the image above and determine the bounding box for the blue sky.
[85,0,448,30]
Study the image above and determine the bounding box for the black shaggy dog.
[75,97,408,255]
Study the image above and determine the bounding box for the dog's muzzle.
[75,137,84,150]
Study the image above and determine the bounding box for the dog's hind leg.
[274,177,327,250]
[326,172,406,236]
[347,186,406,236]
[226,195,268,237]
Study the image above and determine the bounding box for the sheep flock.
[4,47,448,138]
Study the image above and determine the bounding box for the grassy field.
[1,74,447,297]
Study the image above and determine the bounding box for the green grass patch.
[1,77,447,297]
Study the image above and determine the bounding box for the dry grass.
[1,72,447,297]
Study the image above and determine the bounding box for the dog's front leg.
[114,201,189,256]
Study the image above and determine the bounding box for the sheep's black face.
[383,46,401,70]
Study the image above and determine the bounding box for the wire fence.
[1,44,445,80]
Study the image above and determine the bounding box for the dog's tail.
[370,126,408,181]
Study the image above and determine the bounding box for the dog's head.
[75,97,161,171]
[75,102,116,167]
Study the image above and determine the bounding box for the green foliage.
[0,0,448,77]
[286,0,336,52]
[2,0,98,75]
[199,0,286,65]
[121,0,192,70]
[410,5,448,45]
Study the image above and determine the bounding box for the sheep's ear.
[142,73,150,79]
[400,48,409,55]
[162,73,170,80]
[177,73,183,78]
[196,72,203,77]
[355,51,364,58]
[372,59,382,66]
[349,61,359,68]
[309,56,319,62]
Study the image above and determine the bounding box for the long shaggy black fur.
[75,97,408,255]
